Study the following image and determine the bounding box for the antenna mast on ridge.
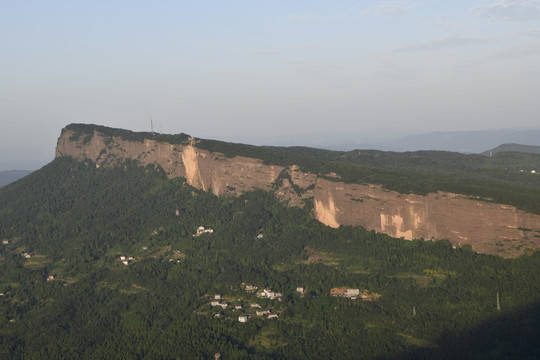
[151,117,154,133]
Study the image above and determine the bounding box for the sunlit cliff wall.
[56,128,540,257]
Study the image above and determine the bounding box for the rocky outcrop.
[56,129,283,196]
[56,127,540,257]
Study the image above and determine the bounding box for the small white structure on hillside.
[238,315,248,323]
[195,226,214,236]
[345,288,360,297]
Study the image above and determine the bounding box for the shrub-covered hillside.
[0,157,539,358]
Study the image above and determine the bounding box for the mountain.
[482,143,540,157]
[0,170,32,187]
[54,124,540,257]
[325,129,540,153]
[1,124,540,358]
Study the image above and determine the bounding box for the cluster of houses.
[242,283,283,300]
[330,287,380,301]
[256,288,283,301]
[194,226,214,236]
[118,255,134,266]
[208,291,280,323]
[207,284,380,324]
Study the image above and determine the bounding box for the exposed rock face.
[56,130,283,196]
[56,128,540,257]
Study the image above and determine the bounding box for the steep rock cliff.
[56,127,540,257]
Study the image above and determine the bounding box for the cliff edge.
[56,124,540,257]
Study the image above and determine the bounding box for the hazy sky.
[1,1,540,169]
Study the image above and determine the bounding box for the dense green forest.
[1,157,540,359]
[65,123,540,214]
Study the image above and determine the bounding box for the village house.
[256,310,270,316]
[214,294,221,300]
[330,287,360,298]
[345,288,360,298]
[2,240,9,245]
[267,313,278,319]
[210,301,221,307]
[296,287,305,295]
[257,288,282,300]
[46,275,55,281]
[195,226,214,236]
[250,303,261,308]
[244,284,258,292]
[238,315,248,323]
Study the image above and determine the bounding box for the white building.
[238,315,248,323]
[196,226,214,235]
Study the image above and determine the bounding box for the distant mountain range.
[0,170,32,187]
[320,129,540,153]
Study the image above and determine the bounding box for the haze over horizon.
[2,1,540,170]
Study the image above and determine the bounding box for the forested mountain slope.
[0,157,539,359]
[482,143,540,156]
